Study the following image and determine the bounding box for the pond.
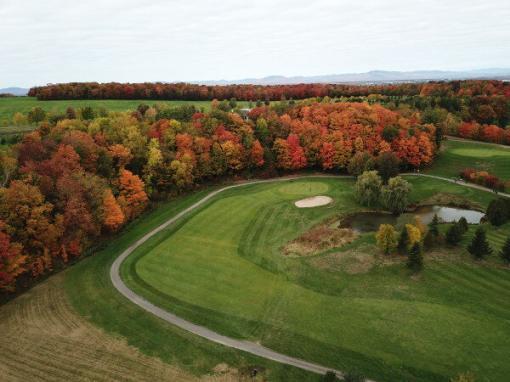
[344,206,485,233]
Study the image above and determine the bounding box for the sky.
[1,0,509,88]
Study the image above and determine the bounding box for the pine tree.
[468,227,492,260]
[458,217,469,234]
[397,226,409,255]
[446,223,463,246]
[429,213,439,237]
[423,230,435,250]
[500,237,510,263]
[407,242,423,272]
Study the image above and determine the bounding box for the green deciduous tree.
[381,176,411,214]
[354,170,382,207]
[376,151,400,183]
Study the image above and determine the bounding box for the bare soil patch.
[282,219,357,257]
[294,195,333,208]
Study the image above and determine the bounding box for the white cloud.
[0,0,509,87]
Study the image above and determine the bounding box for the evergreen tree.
[468,227,492,260]
[429,213,440,237]
[446,223,463,246]
[407,242,423,272]
[500,237,510,263]
[398,226,409,255]
[486,199,508,226]
[423,230,435,250]
[458,217,469,234]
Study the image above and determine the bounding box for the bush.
[460,168,505,191]
[323,371,338,382]
[343,370,365,382]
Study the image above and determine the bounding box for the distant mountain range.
[195,68,510,85]
[3,69,510,95]
[0,87,29,96]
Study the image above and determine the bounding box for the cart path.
[110,173,506,380]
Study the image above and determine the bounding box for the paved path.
[445,135,510,150]
[110,173,505,380]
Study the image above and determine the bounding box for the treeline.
[28,80,510,101]
[0,100,436,292]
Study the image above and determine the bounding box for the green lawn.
[0,97,251,126]
[119,177,510,382]
[65,187,318,381]
[427,139,510,181]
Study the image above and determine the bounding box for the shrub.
[460,168,505,191]
[323,371,338,382]
[468,227,492,260]
[343,370,365,382]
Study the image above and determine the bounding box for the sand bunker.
[294,195,333,208]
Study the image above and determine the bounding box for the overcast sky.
[1,0,509,88]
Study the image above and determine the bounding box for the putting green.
[122,177,510,382]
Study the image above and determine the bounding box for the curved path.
[110,173,505,380]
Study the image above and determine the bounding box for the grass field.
[119,177,510,382]
[427,139,510,181]
[0,97,254,126]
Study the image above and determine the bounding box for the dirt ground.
[0,274,246,382]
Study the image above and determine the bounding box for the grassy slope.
[427,139,510,181]
[122,177,510,382]
[65,186,318,382]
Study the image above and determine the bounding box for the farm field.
[427,138,510,182]
[119,176,510,382]
[0,97,254,126]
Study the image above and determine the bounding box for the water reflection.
[346,206,485,233]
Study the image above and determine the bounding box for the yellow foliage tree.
[376,224,398,255]
[406,224,422,247]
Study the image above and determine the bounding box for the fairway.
[427,139,510,181]
[120,177,510,382]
